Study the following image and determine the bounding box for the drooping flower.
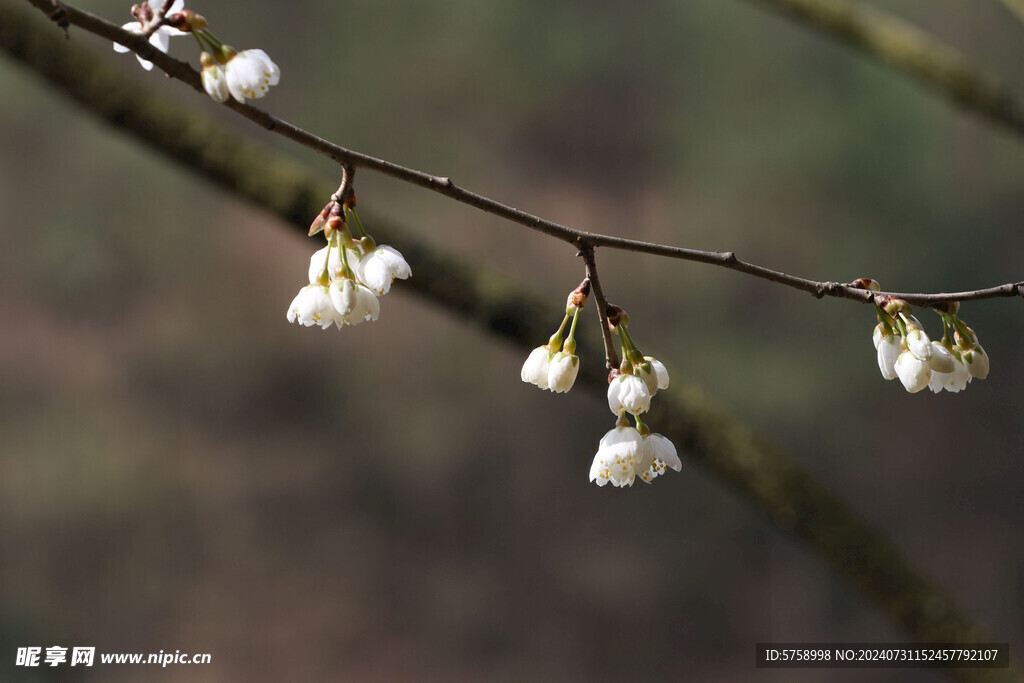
[637,356,670,396]
[589,426,644,487]
[637,433,682,484]
[926,343,956,393]
[521,346,553,390]
[607,373,651,416]
[224,49,280,103]
[945,353,972,392]
[962,345,990,380]
[894,349,930,393]
[286,284,338,329]
[902,316,933,362]
[329,279,380,326]
[113,0,186,71]
[547,351,579,393]
[358,245,412,295]
[200,52,229,102]
[873,324,900,381]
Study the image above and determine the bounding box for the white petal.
[645,357,670,390]
[201,65,230,102]
[329,279,357,316]
[149,29,171,54]
[607,374,651,416]
[591,427,643,488]
[113,22,142,53]
[876,335,900,380]
[895,352,930,393]
[358,245,412,295]
[927,342,955,373]
[547,352,579,393]
[905,328,932,361]
[521,346,552,389]
[964,346,989,379]
[946,357,971,392]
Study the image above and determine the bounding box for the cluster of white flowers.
[521,280,589,393]
[287,200,410,329]
[113,1,280,103]
[589,424,681,487]
[520,290,680,487]
[590,306,679,488]
[201,47,280,104]
[860,281,989,394]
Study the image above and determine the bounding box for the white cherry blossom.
[224,49,280,103]
[894,350,930,393]
[547,351,579,393]
[329,279,379,326]
[589,426,644,488]
[286,284,338,329]
[607,374,651,416]
[113,0,186,71]
[358,245,412,295]
[637,356,669,396]
[963,345,989,380]
[200,56,229,102]
[873,326,900,381]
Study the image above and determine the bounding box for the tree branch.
[578,246,619,372]
[997,0,1024,26]
[18,0,1024,311]
[741,0,1024,139]
[1,3,1014,678]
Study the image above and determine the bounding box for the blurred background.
[2,0,1024,680]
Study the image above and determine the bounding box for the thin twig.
[21,0,1024,311]
[579,245,618,372]
[139,0,174,38]
[330,164,354,204]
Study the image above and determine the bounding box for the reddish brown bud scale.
[568,278,591,309]
[167,10,207,32]
[605,304,623,329]
[852,277,881,292]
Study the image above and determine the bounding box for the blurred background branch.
[998,0,1024,26]
[0,2,1015,680]
[743,0,1024,139]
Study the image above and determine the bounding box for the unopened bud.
[567,278,591,309]
[852,278,881,292]
[167,10,208,32]
[882,298,907,317]
[308,204,332,236]
[606,304,627,330]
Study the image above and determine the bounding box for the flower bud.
[166,9,207,31]
[567,278,591,311]
[852,278,881,292]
